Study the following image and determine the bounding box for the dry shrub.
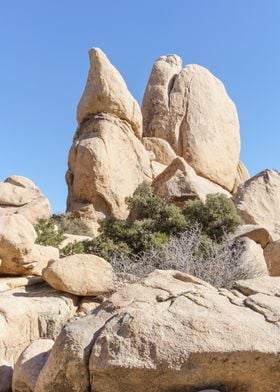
[110,224,257,289]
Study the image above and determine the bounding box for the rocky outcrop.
[34,270,280,392]
[0,176,51,224]
[142,55,240,191]
[152,157,230,204]
[0,280,78,365]
[233,170,280,240]
[12,339,54,392]
[42,254,115,296]
[0,215,58,276]
[66,48,154,220]
[238,238,268,277]
[77,48,142,139]
[264,240,280,276]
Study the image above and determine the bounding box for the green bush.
[34,218,65,247]
[183,193,243,242]
[82,183,242,260]
[52,213,93,236]
[60,241,85,257]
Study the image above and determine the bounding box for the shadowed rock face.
[34,271,280,392]
[142,56,241,191]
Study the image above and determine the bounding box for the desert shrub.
[110,224,253,289]
[183,193,243,241]
[83,184,242,260]
[60,241,85,257]
[52,213,93,236]
[35,218,65,247]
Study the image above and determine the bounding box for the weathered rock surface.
[0,276,42,293]
[0,215,57,276]
[233,169,280,240]
[0,358,13,392]
[0,214,37,275]
[232,161,250,193]
[142,55,240,191]
[12,339,54,392]
[42,254,115,296]
[232,224,272,248]
[67,113,153,220]
[238,238,268,278]
[0,282,78,365]
[35,270,280,392]
[264,240,280,276]
[152,157,230,204]
[143,137,177,165]
[59,233,92,249]
[0,176,51,224]
[77,48,142,138]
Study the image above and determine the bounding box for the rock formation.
[142,56,241,191]
[0,175,51,224]
[32,271,280,392]
[66,48,153,220]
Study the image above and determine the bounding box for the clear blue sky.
[1,1,279,213]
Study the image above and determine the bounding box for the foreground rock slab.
[35,270,280,392]
[42,254,115,296]
[0,282,78,365]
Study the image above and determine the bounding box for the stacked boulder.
[66,49,250,222]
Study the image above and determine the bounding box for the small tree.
[34,218,65,247]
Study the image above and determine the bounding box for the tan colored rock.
[35,270,280,391]
[34,309,113,392]
[0,283,78,365]
[77,48,142,138]
[143,137,177,165]
[0,276,43,293]
[0,214,37,275]
[42,254,115,296]
[0,176,51,224]
[0,358,13,392]
[12,339,54,392]
[233,169,280,240]
[232,161,250,193]
[30,245,59,276]
[264,240,280,276]
[152,157,230,204]
[238,238,268,278]
[142,56,240,191]
[67,113,152,219]
[77,297,101,316]
[150,160,167,178]
[233,276,280,296]
[233,224,272,248]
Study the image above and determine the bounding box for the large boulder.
[233,170,280,240]
[0,215,57,276]
[0,359,13,392]
[77,48,142,138]
[0,215,37,275]
[12,339,54,392]
[264,240,280,276]
[237,238,268,278]
[0,176,51,224]
[35,270,280,391]
[67,49,154,221]
[42,254,115,296]
[67,113,152,220]
[152,157,230,204]
[0,281,78,365]
[232,224,272,248]
[142,55,240,191]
